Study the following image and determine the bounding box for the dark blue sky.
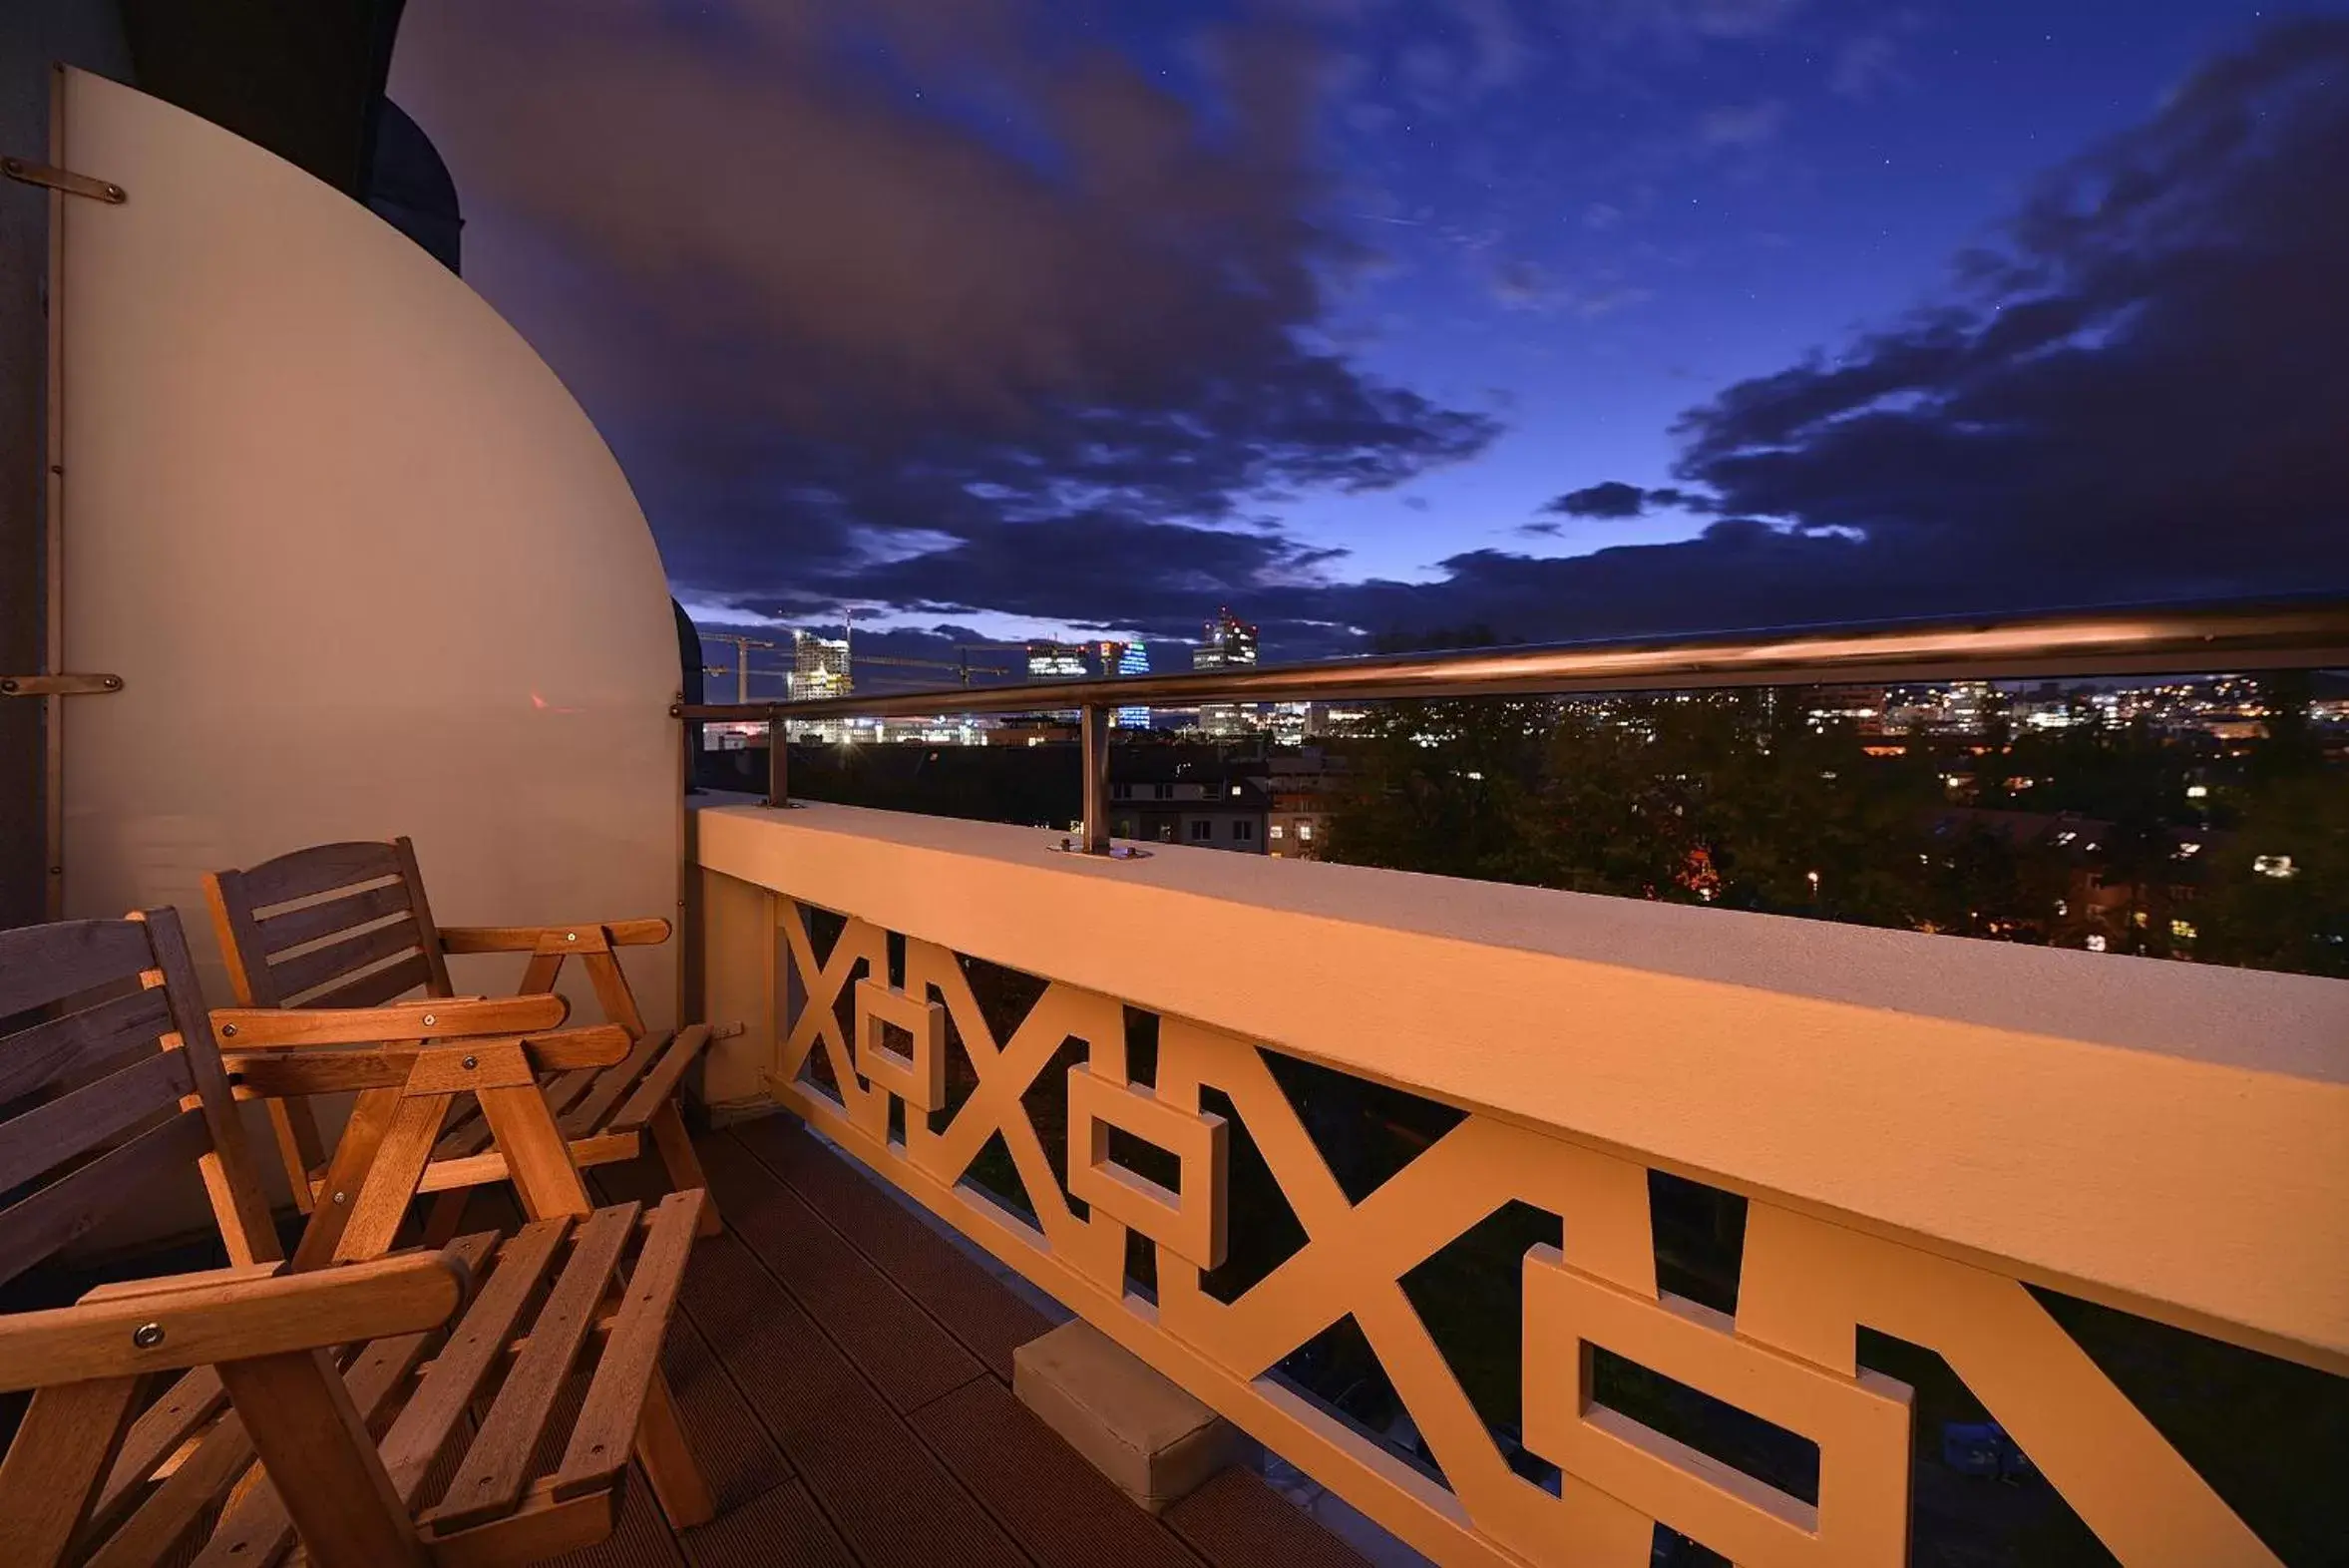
[393,1,2348,668]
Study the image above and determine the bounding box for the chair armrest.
[439,918,671,953]
[0,1252,468,1392]
[227,1024,633,1097]
[212,993,570,1047]
[81,1262,286,1304]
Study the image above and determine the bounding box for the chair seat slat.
[557,1031,669,1139]
[425,1204,639,1533]
[552,1190,705,1499]
[87,1367,226,1541]
[191,1233,498,1568]
[605,1024,715,1136]
[378,1220,570,1505]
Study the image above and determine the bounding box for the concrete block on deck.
[1014,1319,1252,1513]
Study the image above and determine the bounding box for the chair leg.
[293,1087,406,1269]
[0,1374,145,1567]
[632,1368,715,1530]
[475,1083,593,1220]
[421,1188,472,1250]
[646,1100,722,1237]
[218,1350,426,1568]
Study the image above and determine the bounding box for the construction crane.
[853,652,1013,687]
[702,634,778,703]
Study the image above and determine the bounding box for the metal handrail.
[676,595,2349,849]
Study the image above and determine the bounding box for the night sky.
[390,1,2349,669]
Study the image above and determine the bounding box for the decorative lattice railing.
[691,801,2348,1568]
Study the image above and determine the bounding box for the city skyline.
[393,2,2349,665]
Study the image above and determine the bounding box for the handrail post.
[1081,704,1110,854]
[766,707,789,809]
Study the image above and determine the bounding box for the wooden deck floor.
[566,1115,1379,1568]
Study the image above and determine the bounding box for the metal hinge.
[1,673,123,696]
[1,156,126,203]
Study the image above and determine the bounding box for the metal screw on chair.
[565,932,578,943]
[332,1191,348,1205]
[421,1013,437,1027]
[134,1323,165,1349]
[462,1055,478,1069]
[220,1022,236,1036]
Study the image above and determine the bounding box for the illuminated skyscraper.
[1115,640,1150,728]
[1194,608,1260,737]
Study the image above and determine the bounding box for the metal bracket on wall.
[1,673,123,696]
[1,155,125,203]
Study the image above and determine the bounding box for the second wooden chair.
[204,837,718,1241]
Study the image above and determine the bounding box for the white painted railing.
[690,800,2348,1568]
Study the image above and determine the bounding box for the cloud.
[391,0,1496,604]
[403,10,2349,663]
[1558,0,1805,48]
[1666,17,2349,590]
[1829,33,1905,100]
[1544,481,1650,517]
[1696,100,1785,151]
[1541,482,1713,517]
[1582,201,1624,231]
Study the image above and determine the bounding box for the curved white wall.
[55,68,680,1028]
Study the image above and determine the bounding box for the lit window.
[1231,785,1243,797]
[2054,831,2077,846]
[2186,784,2209,799]
[1270,824,1285,840]
[1299,822,1315,842]
[2170,919,2198,941]
[2253,855,2297,879]
[2134,911,2150,928]
[2172,841,2201,859]
[1189,820,1212,841]
[2085,935,2108,953]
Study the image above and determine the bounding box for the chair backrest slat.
[253,879,412,954]
[265,915,428,1004]
[0,987,174,1105]
[230,841,404,912]
[206,838,450,1009]
[0,909,282,1284]
[304,952,437,1010]
[0,919,157,1020]
[0,1049,194,1198]
[0,1108,213,1289]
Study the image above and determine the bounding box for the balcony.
[9,62,2344,1568]
[681,793,2346,1568]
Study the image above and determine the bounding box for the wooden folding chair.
[0,909,714,1567]
[204,837,719,1241]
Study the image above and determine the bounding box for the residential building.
[1107,749,1270,852]
[1268,746,1347,859]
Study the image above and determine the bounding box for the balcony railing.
[678,595,2349,852]
[681,596,2349,1567]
